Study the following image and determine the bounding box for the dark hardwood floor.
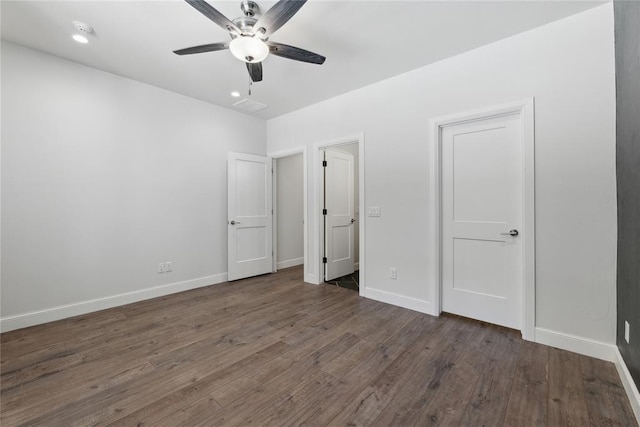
[1,266,637,426]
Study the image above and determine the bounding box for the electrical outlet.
[625,321,630,344]
[158,263,165,273]
[390,267,397,280]
[166,261,173,272]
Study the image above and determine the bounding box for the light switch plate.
[368,207,381,217]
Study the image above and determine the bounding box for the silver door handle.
[230,220,240,225]
[500,229,519,236]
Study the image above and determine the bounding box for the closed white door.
[441,113,523,329]
[324,149,355,281]
[228,152,273,281]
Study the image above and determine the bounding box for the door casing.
[429,99,535,340]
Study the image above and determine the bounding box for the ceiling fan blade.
[267,42,325,65]
[185,0,241,35]
[254,0,307,38]
[173,42,229,56]
[246,62,263,82]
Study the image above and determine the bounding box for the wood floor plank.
[186,334,361,425]
[503,340,549,426]
[374,317,491,426]
[457,325,522,426]
[288,314,436,426]
[548,346,591,426]
[104,341,289,426]
[1,265,636,427]
[581,356,639,427]
[325,317,457,425]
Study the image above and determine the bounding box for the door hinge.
[322,208,327,215]
[323,257,327,264]
[322,160,327,167]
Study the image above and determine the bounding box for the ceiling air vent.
[232,98,268,113]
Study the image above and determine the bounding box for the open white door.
[228,152,273,281]
[324,149,355,281]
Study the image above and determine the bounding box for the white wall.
[276,153,304,268]
[1,41,266,330]
[267,5,617,344]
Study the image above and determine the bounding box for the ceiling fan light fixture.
[229,36,269,63]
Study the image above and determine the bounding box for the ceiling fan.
[174,0,326,82]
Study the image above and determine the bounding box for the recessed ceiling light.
[72,34,89,44]
[71,21,94,44]
[231,91,240,97]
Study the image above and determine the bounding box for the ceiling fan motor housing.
[232,16,258,34]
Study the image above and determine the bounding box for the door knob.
[500,229,519,236]
[230,220,240,225]
[351,218,356,223]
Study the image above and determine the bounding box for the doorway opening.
[273,153,305,280]
[271,148,307,282]
[322,144,359,291]
[312,135,365,295]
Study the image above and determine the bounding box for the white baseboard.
[534,327,617,362]
[277,257,304,270]
[354,262,360,270]
[0,273,228,333]
[363,287,432,314]
[614,348,640,424]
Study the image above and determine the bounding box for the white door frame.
[269,147,307,278]
[429,99,535,340]
[313,134,366,296]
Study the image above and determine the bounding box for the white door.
[441,113,523,329]
[324,149,355,281]
[228,152,273,281]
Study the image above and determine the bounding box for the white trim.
[268,146,308,283]
[277,257,304,269]
[429,98,536,340]
[0,273,228,333]
[364,288,432,314]
[354,262,360,271]
[614,348,640,423]
[534,327,616,362]
[312,133,366,296]
[272,159,278,272]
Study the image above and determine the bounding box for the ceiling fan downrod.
[240,1,259,18]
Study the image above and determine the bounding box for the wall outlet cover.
[625,321,630,343]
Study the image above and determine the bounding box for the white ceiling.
[1,0,605,119]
